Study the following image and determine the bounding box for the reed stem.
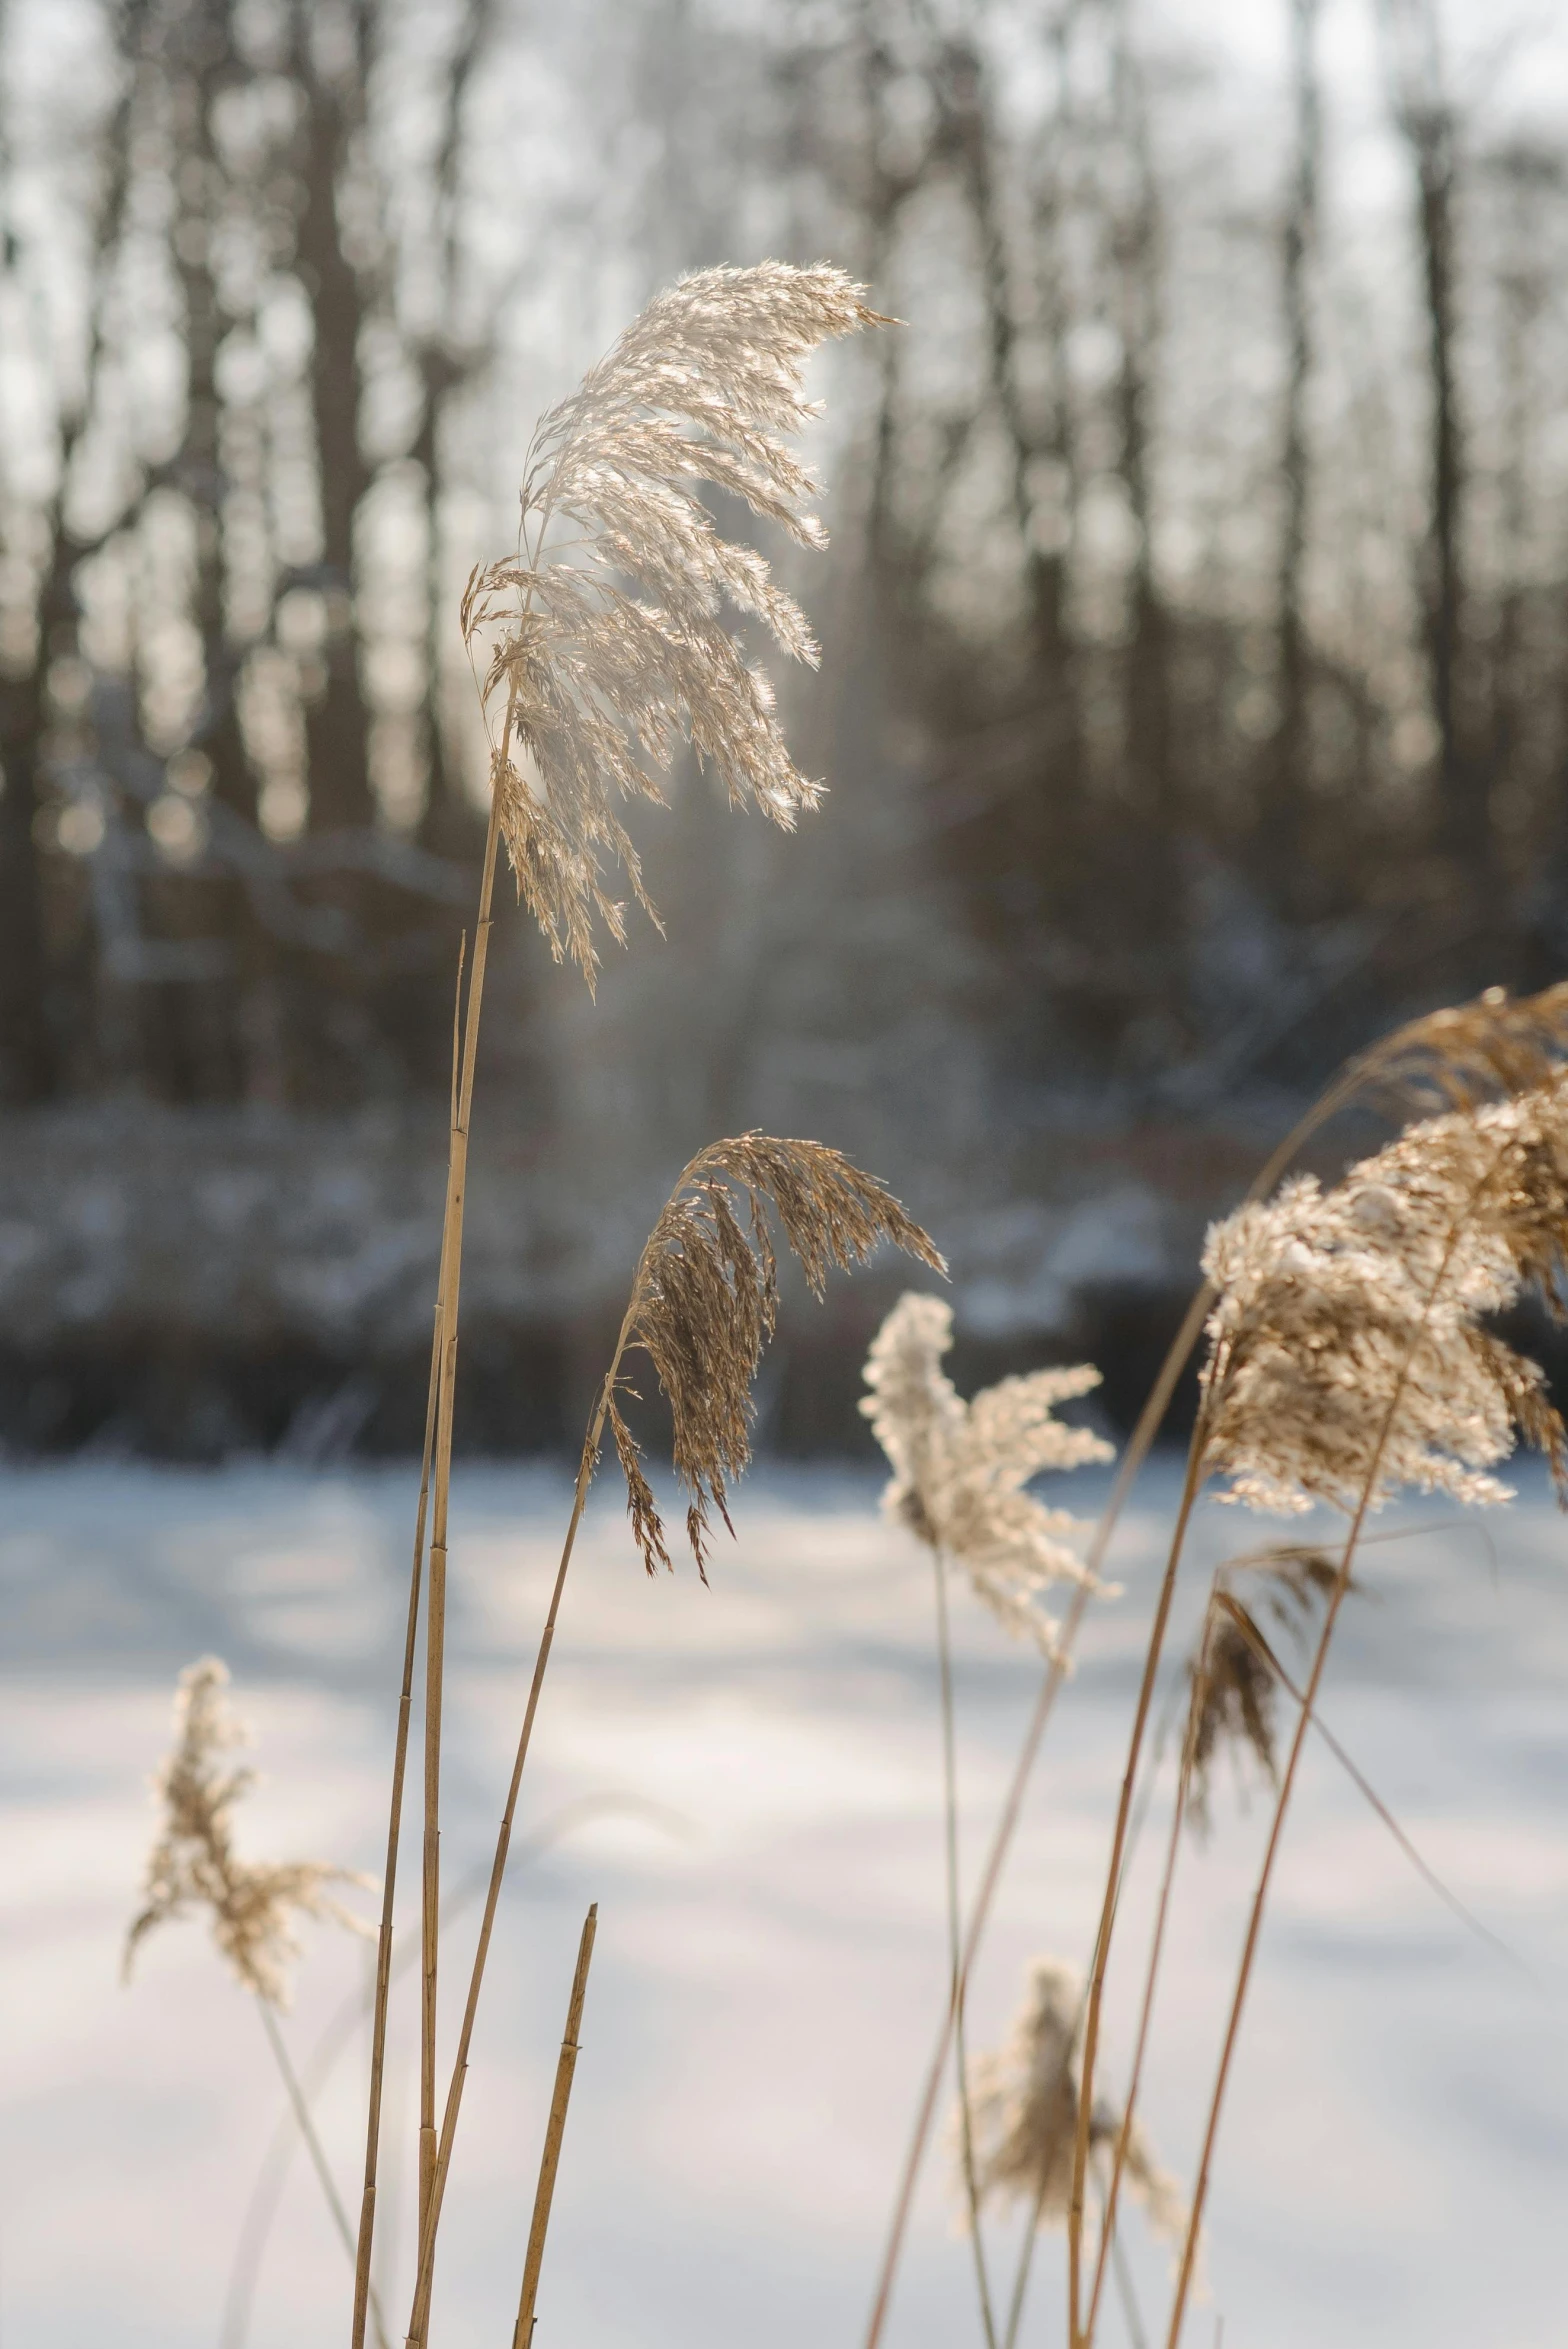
[350,939,469,2349]
[1067,1444,1205,2347]
[1081,1606,1210,2346]
[933,1548,998,2349]
[418,792,503,2262]
[405,1319,634,2346]
[511,1905,599,2349]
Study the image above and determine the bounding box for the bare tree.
[1265,0,1321,920]
[1381,0,1483,908]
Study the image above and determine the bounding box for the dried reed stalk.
[1078,1549,1333,2348]
[421,805,502,2242]
[512,1904,599,2349]
[234,1801,680,2349]
[866,980,1568,2349]
[351,260,880,2347]
[932,1544,999,2349]
[349,944,470,2349]
[403,1138,939,2343]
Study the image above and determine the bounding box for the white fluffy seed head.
[860,1293,1114,1657]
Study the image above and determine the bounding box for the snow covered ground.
[1,1457,1567,2349]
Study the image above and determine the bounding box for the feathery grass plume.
[1198,1083,1568,1519]
[1349,979,1568,1117]
[609,1138,945,1578]
[860,1294,1115,1657]
[125,1658,369,2007]
[1184,1547,1339,1835]
[965,1960,1183,2242]
[460,261,882,982]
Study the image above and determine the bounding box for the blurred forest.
[4,0,1568,1453]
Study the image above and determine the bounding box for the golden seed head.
[461,262,881,985]
[1200,1081,1568,1518]
[609,1135,944,1578]
[124,1657,371,2008]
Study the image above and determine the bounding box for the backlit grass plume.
[966,1959,1183,2241]
[860,1294,1114,1656]
[1351,979,1568,1117]
[1198,1083,1568,1517]
[609,1138,945,1577]
[461,261,882,980]
[124,1657,368,2007]
[1184,1547,1339,1834]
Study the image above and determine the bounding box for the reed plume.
[1199,1085,1568,1518]
[1349,978,1568,1117]
[126,1661,388,2349]
[1183,1547,1338,1835]
[613,1140,945,1578]
[124,1657,367,2006]
[861,1293,1113,1657]
[461,260,881,980]
[967,1959,1183,2243]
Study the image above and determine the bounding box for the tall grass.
[341,261,947,2346]
[116,248,1568,2346]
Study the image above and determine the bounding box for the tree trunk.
[1266,0,1321,923]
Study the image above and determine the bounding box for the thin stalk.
[1104,2178,1149,2349]
[1001,2170,1047,2349]
[1082,1608,1214,2346]
[237,1803,666,2349]
[419,792,503,2248]
[1162,1172,1498,2347]
[1068,1443,1207,2345]
[511,1905,599,2349]
[350,941,468,2349]
[405,1316,637,2347]
[256,2000,393,2349]
[934,1548,998,2349]
[1220,1598,1531,1980]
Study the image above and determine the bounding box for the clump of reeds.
[337,258,940,2349]
[1065,1065,1568,2349]
[867,985,1568,2349]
